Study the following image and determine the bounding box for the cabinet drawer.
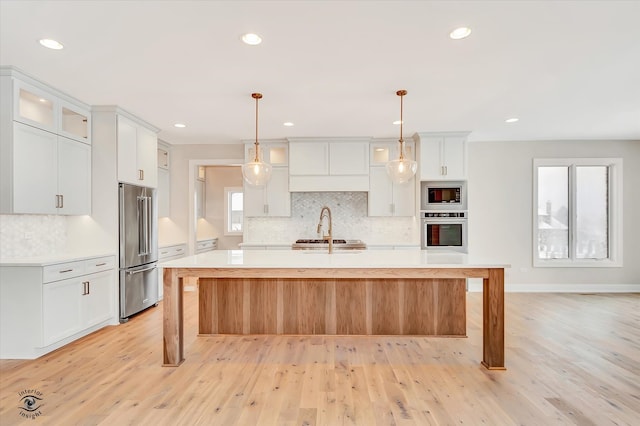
[159,244,187,260]
[84,256,116,274]
[43,260,86,283]
[196,239,217,253]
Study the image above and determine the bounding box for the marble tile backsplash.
[0,215,66,258]
[245,192,419,245]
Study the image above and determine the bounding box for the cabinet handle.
[60,194,64,208]
[160,251,169,255]
[82,281,89,295]
[444,166,448,175]
[139,169,144,180]
[94,262,107,267]
[87,282,90,295]
[59,269,73,274]
[176,248,183,252]
[55,194,63,208]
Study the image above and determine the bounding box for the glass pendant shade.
[386,157,417,184]
[242,92,272,186]
[386,89,417,184]
[242,159,272,186]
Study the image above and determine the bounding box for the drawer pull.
[161,251,169,255]
[175,248,183,251]
[59,269,73,274]
[94,262,107,267]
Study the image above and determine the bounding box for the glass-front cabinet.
[13,79,91,144]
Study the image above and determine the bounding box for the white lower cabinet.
[0,255,115,359]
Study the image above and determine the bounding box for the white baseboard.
[467,279,640,293]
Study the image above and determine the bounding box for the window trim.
[533,157,623,268]
[224,186,243,236]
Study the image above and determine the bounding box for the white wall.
[199,166,243,249]
[164,144,244,250]
[468,139,640,289]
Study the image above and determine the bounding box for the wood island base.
[163,265,505,370]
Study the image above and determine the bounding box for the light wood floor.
[1,291,638,425]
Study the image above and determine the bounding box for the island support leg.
[481,268,505,370]
[163,267,184,366]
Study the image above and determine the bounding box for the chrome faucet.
[317,206,333,254]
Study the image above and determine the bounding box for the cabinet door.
[117,115,139,184]
[330,142,369,175]
[266,167,290,216]
[59,100,91,144]
[157,168,170,218]
[289,142,328,175]
[14,80,57,133]
[82,270,114,328]
[57,136,91,215]
[392,177,416,217]
[137,126,158,187]
[43,278,83,346]
[12,122,58,214]
[442,136,466,179]
[243,182,266,217]
[419,137,444,180]
[368,167,393,216]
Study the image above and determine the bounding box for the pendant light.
[242,93,272,186]
[386,90,417,184]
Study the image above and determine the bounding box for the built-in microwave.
[420,181,467,211]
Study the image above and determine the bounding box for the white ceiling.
[1,0,639,145]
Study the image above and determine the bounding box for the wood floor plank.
[1,292,638,425]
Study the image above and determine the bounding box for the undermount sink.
[292,239,367,250]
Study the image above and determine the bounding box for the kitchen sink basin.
[292,239,367,250]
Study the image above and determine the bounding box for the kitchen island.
[161,250,508,370]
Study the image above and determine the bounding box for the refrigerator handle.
[145,195,152,255]
[127,265,156,275]
[137,196,148,256]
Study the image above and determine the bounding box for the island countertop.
[160,249,510,270]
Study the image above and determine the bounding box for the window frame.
[224,186,244,236]
[533,157,623,268]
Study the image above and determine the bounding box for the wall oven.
[420,181,467,211]
[421,212,467,252]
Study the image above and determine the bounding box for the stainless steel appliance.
[119,183,158,322]
[421,212,467,252]
[420,181,467,211]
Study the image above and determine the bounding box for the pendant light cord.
[397,90,407,160]
[252,93,262,162]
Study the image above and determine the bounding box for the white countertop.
[0,251,116,267]
[161,249,509,269]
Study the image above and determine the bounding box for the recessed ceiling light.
[449,27,471,40]
[174,123,186,128]
[39,38,64,50]
[505,118,519,123]
[283,122,294,127]
[393,120,403,125]
[241,33,262,45]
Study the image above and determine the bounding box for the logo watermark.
[18,389,44,420]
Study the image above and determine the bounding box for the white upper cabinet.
[288,138,370,191]
[245,141,288,167]
[13,79,91,144]
[416,132,469,180]
[368,140,415,217]
[289,142,327,175]
[244,142,291,217]
[0,68,92,215]
[117,115,158,188]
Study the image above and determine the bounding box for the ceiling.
[1,0,639,145]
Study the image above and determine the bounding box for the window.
[533,158,622,267]
[224,187,243,235]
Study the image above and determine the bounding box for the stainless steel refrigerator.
[119,183,158,322]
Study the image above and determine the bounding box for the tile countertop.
[160,249,509,269]
[0,251,117,267]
